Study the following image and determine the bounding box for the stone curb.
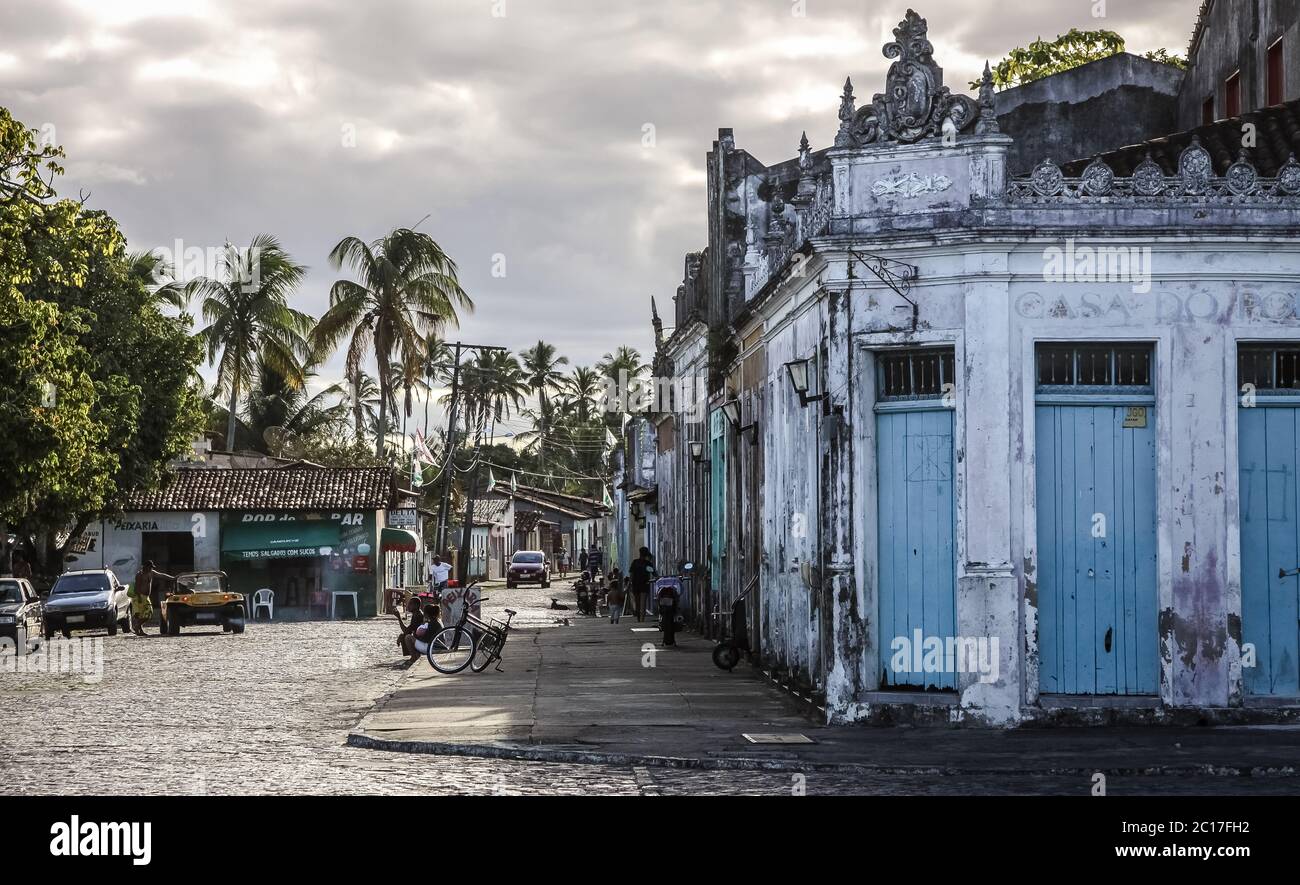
[345,732,1300,778]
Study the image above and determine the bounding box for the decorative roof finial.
[838,10,979,147]
[976,60,999,134]
[834,77,856,147]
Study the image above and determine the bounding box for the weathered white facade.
[650,9,1300,725]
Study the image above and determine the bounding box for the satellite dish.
[263,426,303,459]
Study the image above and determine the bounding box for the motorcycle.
[712,574,757,671]
[575,571,598,616]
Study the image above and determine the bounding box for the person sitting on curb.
[412,603,442,662]
[396,597,424,665]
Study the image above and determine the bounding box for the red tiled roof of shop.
[123,467,396,511]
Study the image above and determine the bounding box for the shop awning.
[380,527,420,553]
[221,520,341,561]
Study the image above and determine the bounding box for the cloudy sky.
[1,0,1200,432]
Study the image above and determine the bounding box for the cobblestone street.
[2,579,1296,796]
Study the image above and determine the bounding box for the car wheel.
[168,617,181,636]
[506,581,516,589]
[106,618,118,636]
[61,627,71,639]
[230,621,245,635]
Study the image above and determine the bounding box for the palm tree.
[474,350,528,442]
[127,250,190,313]
[194,235,312,451]
[243,356,349,455]
[344,369,382,444]
[559,365,602,425]
[312,228,472,459]
[596,345,645,387]
[521,340,569,409]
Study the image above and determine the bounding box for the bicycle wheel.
[427,626,476,674]
[470,632,500,673]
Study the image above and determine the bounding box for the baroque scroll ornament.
[839,9,978,147]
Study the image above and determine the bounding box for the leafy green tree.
[313,228,472,459]
[974,29,1185,90]
[0,290,115,575]
[1,107,204,576]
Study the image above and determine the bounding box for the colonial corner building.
[645,4,1300,725]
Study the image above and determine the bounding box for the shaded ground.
[1,577,1296,795]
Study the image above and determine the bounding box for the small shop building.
[68,465,406,618]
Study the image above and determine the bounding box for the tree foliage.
[975,29,1186,90]
[0,107,204,577]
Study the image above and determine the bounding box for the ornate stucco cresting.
[842,8,978,147]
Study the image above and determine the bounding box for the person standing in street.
[429,555,452,594]
[657,578,680,646]
[578,548,589,576]
[135,560,173,635]
[606,573,626,624]
[629,547,655,623]
[11,553,32,581]
[587,544,603,581]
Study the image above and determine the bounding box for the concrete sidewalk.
[349,617,1300,777]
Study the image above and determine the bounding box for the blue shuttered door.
[876,404,957,689]
[1036,402,1158,695]
[1238,405,1300,696]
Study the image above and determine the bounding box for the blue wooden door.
[876,403,957,689]
[1239,405,1300,696]
[1036,401,1158,694]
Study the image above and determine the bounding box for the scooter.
[712,574,758,671]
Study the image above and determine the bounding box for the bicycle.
[468,605,517,673]
[425,584,517,675]
[711,574,758,671]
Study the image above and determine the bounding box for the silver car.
[42,570,130,638]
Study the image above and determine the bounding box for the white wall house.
[651,8,1300,725]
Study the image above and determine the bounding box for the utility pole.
[431,342,507,563]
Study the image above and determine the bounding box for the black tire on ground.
[61,627,71,639]
[506,581,516,589]
[106,619,117,636]
[426,626,475,674]
[470,635,498,673]
[44,626,55,640]
[230,621,245,634]
[712,643,741,671]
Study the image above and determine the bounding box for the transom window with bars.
[1238,344,1300,392]
[1035,343,1153,391]
[876,347,955,401]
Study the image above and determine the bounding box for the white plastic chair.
[252,588,274,620]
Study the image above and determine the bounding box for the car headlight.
[0,615,14,624]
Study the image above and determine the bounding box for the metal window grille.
[1238,345,1300,391]
[1035,343,1153,391]
[876,347,955,401]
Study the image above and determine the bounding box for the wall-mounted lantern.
[689,440,710,469]
[784,357,825,408]
[720,399,758,443]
